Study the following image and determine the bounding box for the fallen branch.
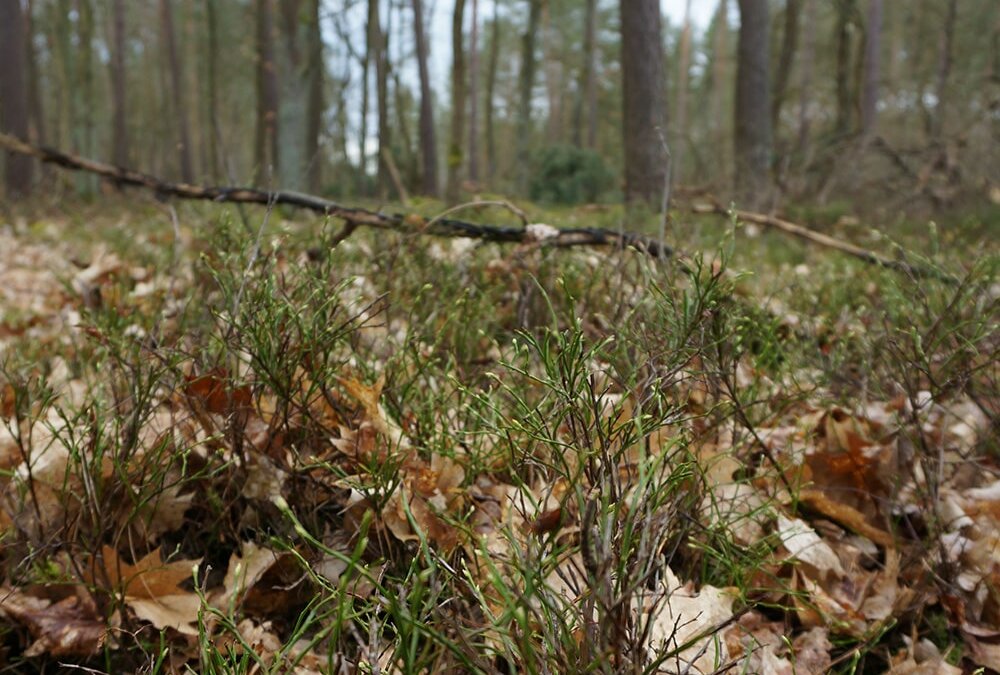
[691,200,957,283]
[0,133,672,258]
[0,133,957,283]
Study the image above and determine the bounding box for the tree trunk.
[446,0,467,203]
[933,0,957,140]
[110,0,128,168]
[468,0,480,184]
[76,0,96,192]
[735,0,773,209]
[0,0,32,196]
[797,0,817,155]
[515,0,542,192]
[412,0,439,195]
[674,0,693,184]
[160,0,194,182]
[370,0,391,197]
[620,0,666,206]
[709,0,729,179]
[255,0,280,185]
[205,0,221,180]
[541,1,563,142]
[860,0,882,136]
[572,0,598,149]
[24,0,44,146]
[305,0,323,192]
[485,1,500,181]
[834,0,856,136]
[771,0,801,129]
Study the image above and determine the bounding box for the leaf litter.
[0,212,996,672]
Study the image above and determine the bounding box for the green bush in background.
[529,145,614,204]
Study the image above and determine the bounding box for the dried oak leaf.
[183,368,252,415]
[100,546,202,635]
[0,586,107,657]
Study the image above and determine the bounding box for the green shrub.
[529,144,614,204]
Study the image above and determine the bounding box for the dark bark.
[0,0,32,196]
[75,0,95,192]
[110,0,128,168]
[709,0,729,176]
[515,0,542,192]
[834,0,856,136]
[541,1,562,142]
[620,0,667,205]
[933,0,958,139]
[160,0,194,182]
[412,0,439,196]
[675,0,693,183]
[861,0,882,136]
[572,0,598,149]
[485,2,500,180]
[305,0,323,192]
[370,0,391,197]
[446,0,467,202]
[255,0,280,184]
[797,0,817,155]
[205,0,221,180]
[771,0,801,129]
[24,0,45,149]
[468,0,480,183]
[735,0,773,209]
[359,2,371,194]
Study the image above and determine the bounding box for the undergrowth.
[0,201,996,673]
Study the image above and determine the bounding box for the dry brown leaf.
[0,586,108,657]
[799,489,896,548]
[100,546,202,635]
[639,567,734,673]
[183,368,252,415]
[214,541,283,610]
[777,514,845,580]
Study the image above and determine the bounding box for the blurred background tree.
[0,0,996,217]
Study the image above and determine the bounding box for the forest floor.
[0,196,997,674]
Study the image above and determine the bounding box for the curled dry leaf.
[100,546,202,635]
[777,514,845,580]
[639,566,734,673]
[0,586,108,657]
[214,541,283,611]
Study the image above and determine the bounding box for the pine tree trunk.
[446,0,467,203]
[797,0,817,155]
[772,0,801,130]
[110,0,128,168]
[370,0,391,197]
[515,0,542,192]
[834,0,855,136]
[542,1,562,142]
[734,0,772,209]
[620,0,666,205]
[305,0,323,192]
[933,0,958,140]
[573,0,598,149]
[674,0,693,184]
[412,0,439,195]
[468,0,480,184]
[0,0,32,196]
[861,0,882,136]
[255,0,280,185]
[24,0,45,148]
[709,0,729,179]
[485,1,500,181]
[205,0,221,180]
[161,0,194,182]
